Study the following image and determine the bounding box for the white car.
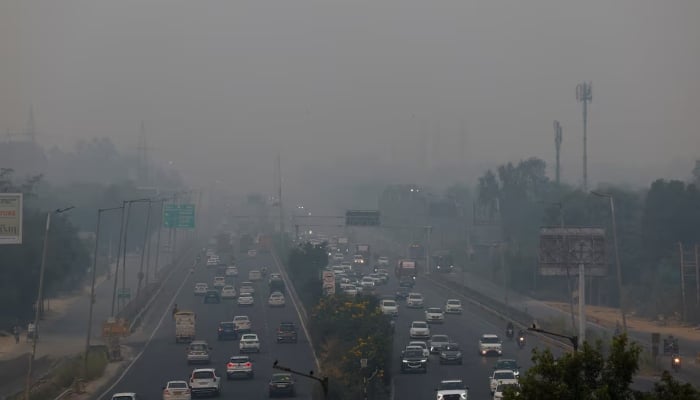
[237,294,254,306]
[268,291,286,307]
[239,282,255,295]
[425,307,445,324]
[360,276,375,289]
[225,266,238,276]
[490,370,517,394]
[479,334,503,356]
[407,341,430,358]
[444,299,463,314]
[377,256,389,266]
[194,283,208,296]
[221,285,237,299]
[188,368,221,397]
[493,383,520,399]
[112,393,138,400]
[380,299,399,317]
[233,315,251,332]
[162,380,191,400]
[248,270,262,281]
[213,276,226,288]
[247,249,257,257]
[239,333,260,353]
[407,293,424,308]
[436,379,468,400]
[409,321,431,339]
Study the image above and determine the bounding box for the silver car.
[186,340,212,364]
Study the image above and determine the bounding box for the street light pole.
[152,200,165,280]
[136,200,152,299]
[84,206,122,378]
[25,206,74,400]
[591,191,627,333]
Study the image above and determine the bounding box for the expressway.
[368,270,550,400]
[101,250,317,400]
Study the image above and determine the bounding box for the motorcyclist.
[671,354,682,371]
[506,322,514,339]
[517,329,526,347]
[261,267,268,276]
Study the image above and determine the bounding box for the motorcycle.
[517,334,526,349]
[506,327,514,340]
[672,354,682,372]
[261,267,268,277]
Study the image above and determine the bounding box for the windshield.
[495,371,515,380]
[443,344,460,351]
[432,335,449,342]
[234,316,248,321]
[412,322,427,328]
[447,300,460,305]
[272,374,293,382]
[482,336,500,344]
[439,381,466,390]
[427,308,442,313]
[497,360,518,370]
[404,350,424,358]
[383,301,396,307]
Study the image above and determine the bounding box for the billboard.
[322,271,336,295]
[0,193,22,244]
[538,227,607,276]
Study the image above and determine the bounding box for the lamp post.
[591,191,627,333]
[25,206,75,400]
[83,206,123,378]
[528,324,579,353]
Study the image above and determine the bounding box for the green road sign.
[117,288,131,299]
[345,210,380,226]
[163,204,196,229]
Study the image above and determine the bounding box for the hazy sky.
[15,0,700,193]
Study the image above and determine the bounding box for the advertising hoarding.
[0,193,22,244]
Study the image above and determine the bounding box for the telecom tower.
[553,120,563,185]
[136,120,151,184]
[576,82,592,191]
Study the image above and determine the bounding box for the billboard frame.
[538,226,607,277]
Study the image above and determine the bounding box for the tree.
[507,335,700,400]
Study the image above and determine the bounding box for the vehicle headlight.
[402,360,408,363]
[440,352,446,357]
[437,395,443,400]
[460,394,467,399]
[456,352,462,357]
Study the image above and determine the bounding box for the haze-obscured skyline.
[6,0,700,193]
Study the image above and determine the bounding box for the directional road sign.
[163,204,196,229]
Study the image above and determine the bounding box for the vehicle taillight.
[163,389,170,395]
[244,362,252,367]
[227,363,234,368]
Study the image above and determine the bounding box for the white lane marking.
[97,261,194,400]
[271,250,321,372]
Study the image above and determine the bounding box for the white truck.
[175,311,196,343]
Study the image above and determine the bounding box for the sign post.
[0,193,23,245]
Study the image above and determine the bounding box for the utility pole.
[277,154,285,240]
[152,200,164,279]
[136,200,152,299]
[576,82,592,191]
[424,226,432,275]
[111,201,127,316]
[554,120,563,185]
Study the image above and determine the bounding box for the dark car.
[399,276,415,288]
[276,322,298,343]
[204,290,221,304]
[395,287,410,300]
[217,321,237,340]
[268,373,296,397]
[439,343,463,365]
[400,348,428,373]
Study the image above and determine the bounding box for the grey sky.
[15,0,700,193]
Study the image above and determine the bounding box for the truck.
[432,250,454,273]
[269,275,286,294]
[395,259,417,279]
[355,244,371,259]
[175,311,196,343]
[408,243,425,260]
[239,234,254,254]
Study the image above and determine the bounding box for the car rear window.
[192,371,213,379]
[495,371,515,380]
[168,382,188,389]
[189,344,207,351]
[112,396,134,400]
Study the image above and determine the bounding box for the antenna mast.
[554,120,563,185]
[276,154,284,237]
[576,82,592,191]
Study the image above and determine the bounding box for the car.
[268,373,296,397]
[395,287,411,300]
[233,315,251,332]
[400,348,428,373]
[213,276,226,288]
[247,249,257,257]
[268,291,286,307]
[277,321,298,343]
[360,276,375,289]
[239,282,255,295]
[111,393,139,400]
[340,261,353,268]
[377,256,389,266]
[407,340,430,358]
[399,276,415,288]
[425,307,445,324]
[188,368,221,397]
[269,272,282,282]
[490,370,518,394]
[332,253,344,261]
[194,283,208,296]
[340,284,358,296]
[407,293,424,308]
[206,259,219,267]
[204,290,221,304]
[494,358,521,378]
[225,355,254,379]
[435,379,468,400]
[493,383,520,400]
[439,343,463,365]
[186,340,212,364]
[162,381,190,400]
[444,299,463,314]
[409,321,431,339]
[353,254,365,265]
[217,321,238,340]
[479,334,503,356]
[248,270,262,281]
[429,334,450,354]
[376,269,390,283]
[221,285,237,299]
[380,299,399,317]
[239,333,260,353]
[225,266,238,276]
[237,294,254,306]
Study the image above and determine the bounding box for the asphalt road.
[364,269,549,400]
[102,251,317,400]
